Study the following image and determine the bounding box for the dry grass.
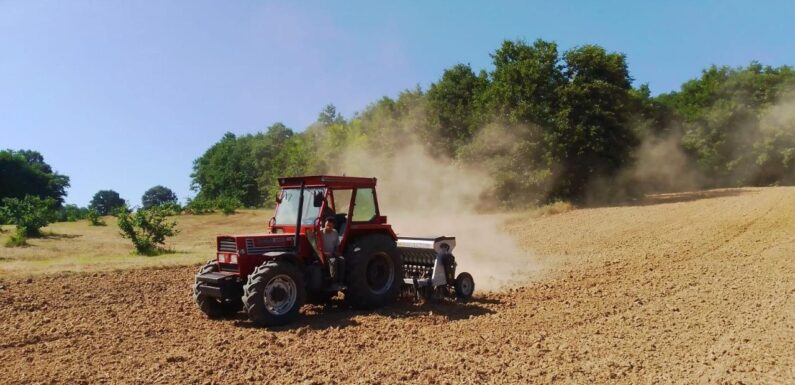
[503,201,577,227]
[0,209,272,278]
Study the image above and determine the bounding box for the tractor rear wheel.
[344,234,402,309]
[193,260,241,318]
[243,261,306,326]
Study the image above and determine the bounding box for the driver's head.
[323,216,336,231]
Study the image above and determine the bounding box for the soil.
[1,187,793,384]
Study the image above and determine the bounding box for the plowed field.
[1,187,794,384]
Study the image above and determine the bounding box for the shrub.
[58,204,88,222]
[184,197,216,215]
[216,196,242,215]
[87,208,105,226]
[157,202,183,216]
[0,196,57,238]
[117,206,179,255]
[4,230,27,247]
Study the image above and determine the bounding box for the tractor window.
[274,188,324,225]
[332,189,352,215]
[352,188,377,222]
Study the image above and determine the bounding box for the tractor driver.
[322,217,345,286]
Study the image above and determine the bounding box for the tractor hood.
[216,234,296,256]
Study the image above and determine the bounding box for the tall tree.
[191,132,261,206]
[142,185,178,209]
[485,39,565,127]
[547,45,637,200]
[0,149,70,205]
[425,63,489,157]
[89,190,126,215]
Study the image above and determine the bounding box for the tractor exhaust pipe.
[294,181,305,250]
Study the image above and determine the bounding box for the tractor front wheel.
[243,261,306,326]
[193,260,242,318]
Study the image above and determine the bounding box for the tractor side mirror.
[313,191,324,207]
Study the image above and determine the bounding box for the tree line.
[191,39,795,207]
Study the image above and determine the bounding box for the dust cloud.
[328,143,542,291]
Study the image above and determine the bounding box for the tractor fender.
[262,251,304,270]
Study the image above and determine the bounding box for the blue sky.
[3,0,794,206]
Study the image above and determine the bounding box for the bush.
[184,197,216,215]
[87,208,105,226]
[157,202,183,216]
[117,206,179,255]
[0,196,57,238]
[4,229,27,247]
[216,196,242,215]
[184,196,240,215]
[58,204,89,222]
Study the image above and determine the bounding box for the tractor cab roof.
[277,175,377,189]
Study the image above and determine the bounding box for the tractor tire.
[344,234,403,309]
[193,260,241,318]
[242,261,306,326]
[454,272,475,301]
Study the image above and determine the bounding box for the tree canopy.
[0,149,70,205]
[90,190,126,215]
[142,185,178,209]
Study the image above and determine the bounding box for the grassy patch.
[0,209,272,277]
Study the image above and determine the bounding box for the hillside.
[1,187,793,384]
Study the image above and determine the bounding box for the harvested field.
[1,187,794,384]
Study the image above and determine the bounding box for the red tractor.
[193,175,474,326]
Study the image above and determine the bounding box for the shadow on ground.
[40,232,82,240]
[586,188,755,209]
[232,296,499,331]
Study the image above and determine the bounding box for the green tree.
[484,39,565,127]
[425,63,489,157]
[0,150,70,205]
[657,63,795,186]
[117,206,179,255]
[191,132,261,207]
[57,204,89,222]
[547,45,638,200]
[1,195,57,239]
[317,104,345,126]
[90,190,126,216]
[142,185,178,209]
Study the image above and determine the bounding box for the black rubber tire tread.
[242,261,306,326]
[344,233,403,309]
[193,260,241,318]
[454,272,475,301]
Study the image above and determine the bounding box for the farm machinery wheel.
[344,234,403,309]
[243,261,306,326]
[454,272,475,301]
[193,260,242,318]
